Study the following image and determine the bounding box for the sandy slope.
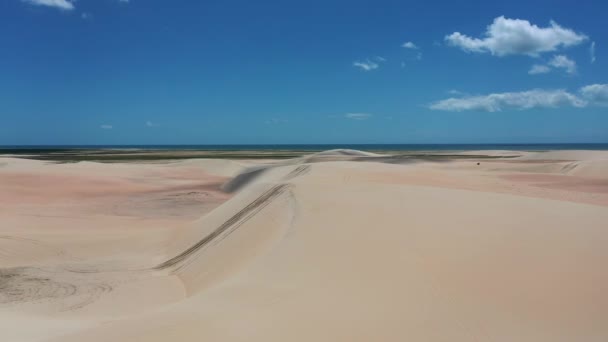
[1,151,608,342]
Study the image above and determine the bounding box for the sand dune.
[1,151,607,341]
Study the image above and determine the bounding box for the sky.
[1,0,607,145]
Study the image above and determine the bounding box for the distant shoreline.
[2,143,608,152]
[2,144,608,162]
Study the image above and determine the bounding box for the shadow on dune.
[221,167,268,193]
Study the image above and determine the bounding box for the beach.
[1,149,607,341]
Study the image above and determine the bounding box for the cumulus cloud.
[529,55,577,75]
[430,84,608,111]
[529,64,551,74]
[429,89,587,112]
[590,42,596,63]
[145,121,160,127]
[445,16,587,57]
[100,124,113,129]
[22,0,74,10]
[344,113,372,120]
[580,84,608,105]
[402,41,418,49]
[548,55,577,74]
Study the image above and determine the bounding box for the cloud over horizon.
[445,16,587,57]
[428,84,608,112]
[580,84,608,105]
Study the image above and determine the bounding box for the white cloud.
[100,124,113,129]
[430,83,608,112]
[445,16,587,57]
[22,0,74,10]
[402,41,418,49]
[353,60,378,71]
[353,56,386,71]
[344,113,372,120]
[590,41,596,63]
[548,55,577,74]
[429,89,586,112]
[81,12,91,19]
[401,42,422,62]
[580,84,608,105]
[528,55,577,75]
[145,121,160,127]
[529,64,551,74]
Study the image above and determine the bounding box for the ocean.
[1,143,608,152]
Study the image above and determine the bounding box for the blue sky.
[1,0,607,145]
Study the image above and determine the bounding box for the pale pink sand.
[1,151,607,342]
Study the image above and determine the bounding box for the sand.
[1,150,607,341]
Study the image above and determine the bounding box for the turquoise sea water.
[1,144,608,152]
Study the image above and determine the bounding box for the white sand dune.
[298,149,384,163]
[1,151,608,341]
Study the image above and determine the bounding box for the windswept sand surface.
[1,150,608,341]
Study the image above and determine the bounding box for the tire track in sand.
[153,184,291,272]
[0,180,295,309]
